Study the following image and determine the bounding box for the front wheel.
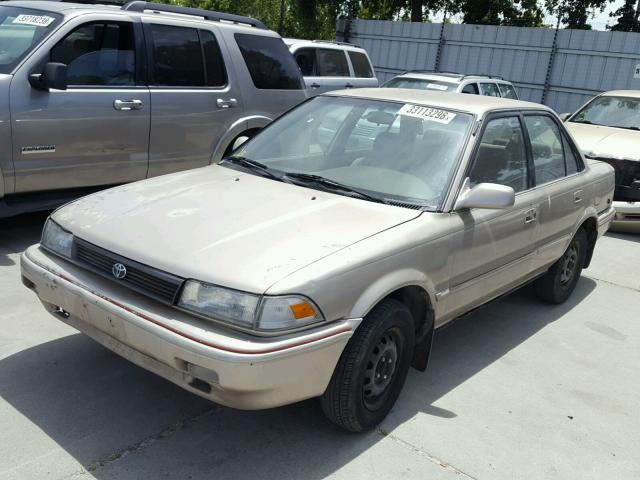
[321,299,415,432]
[535,228,588,304]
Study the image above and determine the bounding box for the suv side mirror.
[29,62,67,91]
[231,135,250,151]
[558,112,572,122]
[454,178,515,210]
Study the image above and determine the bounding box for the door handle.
[345,83,353,88]
[113,99,143,111]
[216,98,238,108]
[524,208,537,224]
[310,82,320,89]
[574,190,583,203]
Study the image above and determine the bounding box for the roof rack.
[312,39,355,47]
[121,1,267,29]
[402,70,504,80]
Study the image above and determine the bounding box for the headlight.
[41,219,73,258]
[178,280,324,332]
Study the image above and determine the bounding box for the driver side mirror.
[454,178,515,210]
[28,62,67,91]
[558,112,572,122]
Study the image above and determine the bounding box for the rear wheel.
[321,299,414,432]
[535,228,588,304]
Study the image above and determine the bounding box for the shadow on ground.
[0,211,49,266]
[0,261,597,479]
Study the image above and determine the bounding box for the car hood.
[53,165,421,293]
[566,121,640,162]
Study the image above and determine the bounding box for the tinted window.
[235,33,303,89]
[0,6,61,74]
[469,116,528,193]
[294,48,316,76]
[480,82,501,97]
[461,83,479,94]
[498,83,518,99]
[200,29,226,87]
[51,22,135,86]
[524,115,566,185]
[317,48,349,77]
[348,51,373,78]
[562,133,582,175]
[149,24,203,86]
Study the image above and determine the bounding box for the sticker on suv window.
[12,14,55,27]
[398,104,456,124]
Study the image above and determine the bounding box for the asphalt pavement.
[1,212,638,480]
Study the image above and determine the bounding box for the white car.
[384,71,519,99]
[562,90,640,231]
[286,39,378,95]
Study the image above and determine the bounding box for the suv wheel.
[535,228,587,304]
[321,298,414,432]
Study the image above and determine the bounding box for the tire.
[321,298,415,432]
[535,228,588,304]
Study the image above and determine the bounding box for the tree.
[545,0,610,29]
[609,0,640,31]
[461,0,544,27]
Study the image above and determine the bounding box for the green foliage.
[609,0,640,32]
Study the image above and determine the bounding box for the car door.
[522,113,587,270]
[10,16,150,193]
[143,20,239,178]
[345,49,378,88]
[446,113,538,318]
[299,47,352,95]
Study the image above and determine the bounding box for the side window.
[149,24,203,86]
[498,83,518,99]
[468,116,528,193]
[294,48,316,76]
[317,48,349,77]
[200,30,227,87]
[50,22,135,86]
[523,115,566,185]
[480,82,501,97]
[348,51,374,78]
[461,83,479,94]
[562,134,582,175]
[234,33,303,89]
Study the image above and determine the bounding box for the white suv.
[285,39,378,95]
[384,71,518,99]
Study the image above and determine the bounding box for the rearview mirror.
[454,178,515,210]
[558,112,572,122]
[29,62,67,91]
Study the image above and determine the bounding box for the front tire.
[321,299,415,432]
[535,228,588,304]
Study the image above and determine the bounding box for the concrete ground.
[1,212,638,480]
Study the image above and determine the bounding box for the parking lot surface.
[1,212,639,480]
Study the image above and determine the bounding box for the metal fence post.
[434,22,446,72]
[541,21,560,105]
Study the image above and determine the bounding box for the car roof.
[600,90,640,98]
[1,0,272,33]
[394,72,511,84]
[324,88,548,116]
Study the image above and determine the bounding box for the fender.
[209,115,272,164]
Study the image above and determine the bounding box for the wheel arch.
[209,115,272,164]
[579,216,598,268]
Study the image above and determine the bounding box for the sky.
[431,0,625,31]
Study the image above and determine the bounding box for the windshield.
[0,6,61,74]
[384,77,457,92]
[228,96,472,209]
[570,95,640,130]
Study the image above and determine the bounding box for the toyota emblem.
[112,263,127,279]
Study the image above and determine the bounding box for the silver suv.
[384,71,519,99]
[285,39,378,95]
[0,0,307,217]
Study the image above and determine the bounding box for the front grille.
[73,238,184,305]
[594,158,640,201]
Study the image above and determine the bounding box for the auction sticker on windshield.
[12,14,55,27]
[399,104,456,124]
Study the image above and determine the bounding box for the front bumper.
[21,245,359,410]
[611,201,640,231]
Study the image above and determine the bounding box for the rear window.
[348,50,374,78]
[235,33,303,90]
[317,48,349,77]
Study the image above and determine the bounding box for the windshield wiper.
[284,172,389,204]
[222,156,285,182]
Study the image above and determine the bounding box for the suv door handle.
[574,190,583,203]
[310,82,320,89]
[524,208,537,224]
[216,98,238,108]
[113,99,143,111]
[345,83,353,88]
